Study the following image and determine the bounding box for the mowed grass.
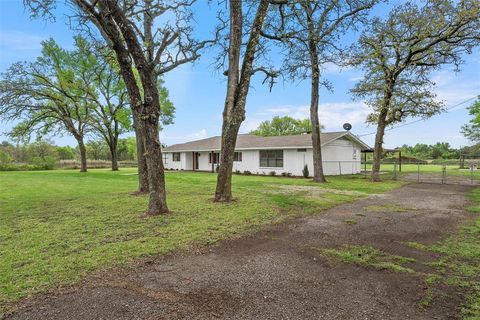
[0,169,402,314]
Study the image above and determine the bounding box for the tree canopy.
[250,116,317,136]
[350,0,480,181]
[462,97,480,142]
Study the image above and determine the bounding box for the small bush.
[235,170,241,174]
[269,171,276,176]
[302,164,309,178]
[215,164,220,173]
[281,172,292,177]
[243,170,252,175]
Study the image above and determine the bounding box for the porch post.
[364,151,367,172]
[211,151,214,173]
[193,152,195,171]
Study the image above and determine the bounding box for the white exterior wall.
[163,137,362,176]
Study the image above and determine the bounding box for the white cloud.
[0,30,45,53]
[241,102,370,133]
[161,129,208,145]
[348,75,364,82]
[431,69,479,107]
[322,62,353,75]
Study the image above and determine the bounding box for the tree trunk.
[215,123,242,202]
[78,139,87,173]
[132,112,149,192]
[372,109,388,182]
[310,65,326,183]
[102,1,168,214]
[308,23,326,183]
[88,0,150,192]
[214,0,269,202]
[143,80,169,215]
[110,135,119,171]
[215,0,243,202]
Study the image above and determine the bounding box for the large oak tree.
[350,0,480,181]
[25,0,216,215]
[214,0,276,202]
[262,0,378,182]
[0,38,93,172]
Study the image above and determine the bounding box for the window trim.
[259,149,284,168]
[209,152,220,164]
[172,152,181,162]
[233,151,242,162]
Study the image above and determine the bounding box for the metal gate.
[398,163,480,186]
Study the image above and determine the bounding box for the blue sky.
[0,0,479,149]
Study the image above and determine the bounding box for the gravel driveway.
[6,183,474,320]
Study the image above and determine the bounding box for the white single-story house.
[162,131,371,176]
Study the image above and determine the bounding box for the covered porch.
[187,151,220,172]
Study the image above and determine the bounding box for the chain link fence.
[359,160,480,185]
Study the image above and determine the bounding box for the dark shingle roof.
[163,131,370,152]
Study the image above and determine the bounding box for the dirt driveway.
[6,183,474,320]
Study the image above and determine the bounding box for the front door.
[195,152,199,170]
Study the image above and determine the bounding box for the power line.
[357,96,478,137]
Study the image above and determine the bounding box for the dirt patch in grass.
[268,184,369,197]
[364,203,415,213]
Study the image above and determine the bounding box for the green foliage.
[462,97,480,143]
[117,137,137,161]
[302,164,309,178]
[86,141,110,160]
[318,245,415,273]
[0,150,13,166]
[55,146,75,160]
[250,116,316,136]
[0,169,402,315]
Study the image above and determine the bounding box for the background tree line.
[0,138,138,170]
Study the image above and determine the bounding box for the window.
[163,153,168,164]
[234,152,242,162]
[259,150,283,168]
[209,152,220,164]
[172,152,181,162]
[297,148,307,152]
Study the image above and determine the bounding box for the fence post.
[417,162,420,183]
[442,165,446,184]
[393,162,397,180]
[471,166,474,185]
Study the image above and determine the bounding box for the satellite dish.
[343,123,352,131]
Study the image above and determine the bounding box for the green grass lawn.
[0,169,402,315]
